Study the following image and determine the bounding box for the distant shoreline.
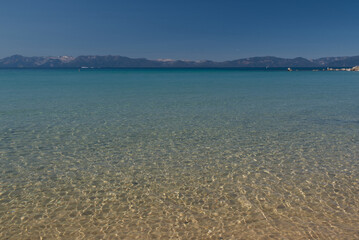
[0,67,358,71]
[1,54,359,69]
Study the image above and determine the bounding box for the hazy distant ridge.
[1,54,359,68]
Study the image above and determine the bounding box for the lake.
[0,69,358,239]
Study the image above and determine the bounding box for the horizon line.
[2,54,359,62]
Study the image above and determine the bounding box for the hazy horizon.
[2,53,359,62]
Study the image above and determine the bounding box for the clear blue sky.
[1,0,358,60]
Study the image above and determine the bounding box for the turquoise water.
[0,69,358,239]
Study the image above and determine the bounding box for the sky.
[0,0,358,61]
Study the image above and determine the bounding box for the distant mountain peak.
[0,54,358,68]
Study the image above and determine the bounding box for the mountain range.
[1,54,359,68]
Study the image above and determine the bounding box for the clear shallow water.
[0,69,358,239]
